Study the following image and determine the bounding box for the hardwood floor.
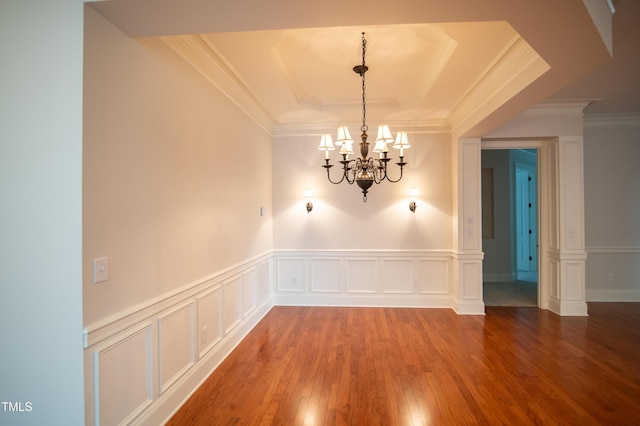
[167,304,640,425]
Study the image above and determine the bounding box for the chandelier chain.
[320,31,409,202]
[361,33,367,134]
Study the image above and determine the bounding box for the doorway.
[481,149,538,307]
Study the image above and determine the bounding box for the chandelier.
[318,32,410,202]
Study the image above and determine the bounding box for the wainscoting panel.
[83,253,273,426]
[158,302,195,395]
[417,259,449,294]
[276,257,305,292]
[311,258,341,293]
[461,262,481,300]
[93,323,152,426]
[258,260,271,302]
[346,258,378,293]
[196,287,222,358]
[381,258,413,294]
[564,261,585,301]
[274,250,453,308]
[586,248,640,301]
[243,266,258,317]
[223,275,243,334]
[549,259,560,299]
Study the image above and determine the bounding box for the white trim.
[92,322,153,426]
[275,293,452,309]
[587,246,640,254]
[584,113,640,128]
[84,255,273,426]
[84,252,272,348]
[587,289,640,302]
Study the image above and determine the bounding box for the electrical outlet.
[607,273,614,283]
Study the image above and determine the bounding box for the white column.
[545,137,588,315]
[452,137,485,314]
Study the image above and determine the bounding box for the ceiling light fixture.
[318,32,410,202]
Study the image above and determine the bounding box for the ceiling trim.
[161,34,276,136]
[272,119,451,138]
[449,34,550,136]
[522,99,593,117]
[584,113,640,128]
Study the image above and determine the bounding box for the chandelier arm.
[345,164,357,184]
[319,32,410,202]
[322,159,348,184]
[383,160,406,183]
[324,168,347,185]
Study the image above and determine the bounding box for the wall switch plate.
[93,257,108,283]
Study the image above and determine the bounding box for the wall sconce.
[304,189,313,213]
[409,188,418,213]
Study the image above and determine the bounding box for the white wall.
[82,7,274,424]
[0,1,85,425]
[271,131,454,307]
[584,120,640,300]
[272,132,453,250]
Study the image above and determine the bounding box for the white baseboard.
[139,300,273,426]
[586,289,640,302]
[274,293,452,309]
[83,255,273,426]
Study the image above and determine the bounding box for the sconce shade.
[304,189,313,213]
[409,188,418,212]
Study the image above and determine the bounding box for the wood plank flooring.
[167,304,640,425]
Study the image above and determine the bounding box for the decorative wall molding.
[583,113,640,128]
[585,248,640,302]
[83,254,273,426]
[587,246,640,254]
[449,35,549,135]
[160,34,274,136]
[586,289,640,302]
[273,249,453,308]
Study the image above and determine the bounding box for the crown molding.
[522,99,593,117]
[449,35,550,135]
[583,113,640,127]
[272,119,451,137]
[161,34,275,136]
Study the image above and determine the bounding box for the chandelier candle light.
[318,32,410,202]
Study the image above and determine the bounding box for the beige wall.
[584,122,640,298]
[83,7,273,324]
[272,132,453,250]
